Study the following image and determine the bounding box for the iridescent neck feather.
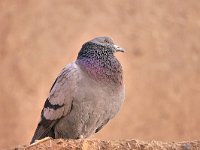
[76,42,123,85]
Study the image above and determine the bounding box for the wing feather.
[31,62,80,143]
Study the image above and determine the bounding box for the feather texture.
[31,63,80,143]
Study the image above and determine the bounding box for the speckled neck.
[76,43,123,85]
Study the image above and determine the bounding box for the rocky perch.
[12,138,200,150]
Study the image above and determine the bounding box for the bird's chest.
[74,76,124,117]
[75,79,123,110]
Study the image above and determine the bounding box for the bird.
[31,36,125,144]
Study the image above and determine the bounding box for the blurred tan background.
[0,0,200,148]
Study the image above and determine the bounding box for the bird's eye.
[104,40,109,43]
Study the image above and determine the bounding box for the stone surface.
[12,138,200,150]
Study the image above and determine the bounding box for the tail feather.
[30,121,56,144]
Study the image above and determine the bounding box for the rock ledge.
[12,138,200,150]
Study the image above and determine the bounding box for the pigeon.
[31,36,125,144]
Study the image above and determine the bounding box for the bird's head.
[77,36,125,60]
[90,36,125,53]
[76,36,124,83]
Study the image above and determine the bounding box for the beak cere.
[113,45,125,52]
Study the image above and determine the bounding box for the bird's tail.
[30,121,56,144]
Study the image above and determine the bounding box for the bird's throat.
[76,57,123,85]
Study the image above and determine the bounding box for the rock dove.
[31,36,125,144]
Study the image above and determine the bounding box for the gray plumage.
[31,36,125,144]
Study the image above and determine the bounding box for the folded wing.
[31,62,79,144]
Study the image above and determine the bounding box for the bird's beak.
[113,45,125,53]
